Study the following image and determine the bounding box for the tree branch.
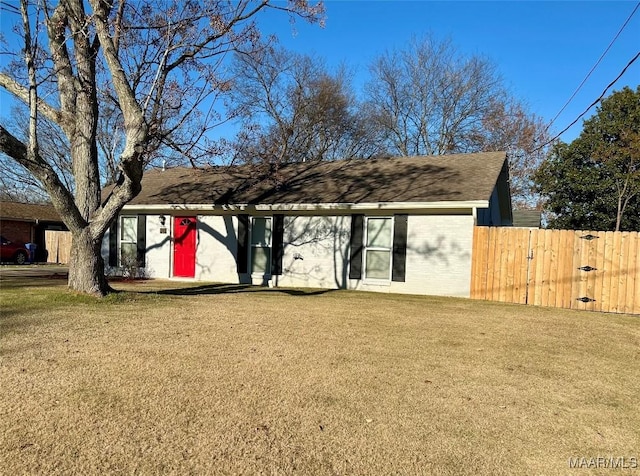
[44,2,78,127]
[0,124,85,231]
[0,74,63,124]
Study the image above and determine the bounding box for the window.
[120,216,137,265]
[251,217,272,274]
[364,217,392,280]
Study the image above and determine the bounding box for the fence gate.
[471,227,640,314]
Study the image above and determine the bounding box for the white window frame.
[250,216,272,276]
[119,215,138,266]
[363,216,393,283]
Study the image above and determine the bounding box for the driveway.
[0,265,68,279]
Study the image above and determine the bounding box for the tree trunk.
[68,228,111,296]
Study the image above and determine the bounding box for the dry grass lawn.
[1,277,639,475]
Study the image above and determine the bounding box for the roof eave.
[122,200,490,212]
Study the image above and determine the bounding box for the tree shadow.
[150,283,335,296]
[138,156,467,207]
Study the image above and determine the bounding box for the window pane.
[121,217,137,243]
[367,218,392,248]
[251,247,271,274]
[120,242,137,263]
[251,218,271,246]
[366,250,390,279]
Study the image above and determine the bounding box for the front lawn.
[1,277,638,474]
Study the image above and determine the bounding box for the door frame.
[172,216,197,278]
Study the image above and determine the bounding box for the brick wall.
[0,220,33,244]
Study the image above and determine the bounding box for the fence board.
[532,230,545,306]
[569,232,582,310]
[601,232,614,313]
[493,228,504,302]
[592,231,606,312]
[479,226,490,300]
[618,232,631,314]
[472,226,490,300]
[625,232,638,314]
[527,230,538,305]
[513,228,529,304]
[556,231,574,309]
[487,227,500,301]
[471,226,639,315]
[540,231,554,307]
[609,232,623,313]
[634,233,640,315]
[547,230,560,307]
[44,231,57,263]
[503,228,516,303]
[586,231,599,312]
[575,231,592,311]
[44,230,71,264]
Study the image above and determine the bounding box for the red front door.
[173,216,196,277]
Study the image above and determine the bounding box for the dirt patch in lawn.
[1,277,639,475]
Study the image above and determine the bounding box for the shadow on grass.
[151,283,335,297]
[0,275,68,289]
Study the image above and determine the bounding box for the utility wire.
[535,50,640,153]
[547,1,640,130]
[0,1,20,13]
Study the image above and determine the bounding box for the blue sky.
[1,1,638,146]
[257,0,640,143]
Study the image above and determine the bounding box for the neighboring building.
[0,201,67,262]
[102,151,512,297]
[512,209,542,228]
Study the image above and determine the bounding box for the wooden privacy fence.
[44,230,72,264]
[471,227,640,314]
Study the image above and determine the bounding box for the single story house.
[102,151,512,297]
[0,200,67,261]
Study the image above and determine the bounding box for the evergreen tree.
[535,86,640,231]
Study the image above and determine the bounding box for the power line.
[546,1,640,131]
[535,50,640,152]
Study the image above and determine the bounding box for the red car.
[0,235,29,264]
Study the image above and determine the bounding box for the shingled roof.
[121,151,508,207]
[0,201,61,222]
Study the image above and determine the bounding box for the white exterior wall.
[195,215,240,283]
[111,211,475,297]
[144,215,171,278]
[101,215,172,278]
[349,214,475,297]
[277,216,351,289]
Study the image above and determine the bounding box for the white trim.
[121,200,489,213]
[250,216,272,276]
[118,215,137,267]
[363,216,393,283]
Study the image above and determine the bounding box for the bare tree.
[0,0,323,296]
[472,97,551,208]
[230,46,381,168]
[364,34,550,206]
[365,36,502,156]
[0,106,74,201]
